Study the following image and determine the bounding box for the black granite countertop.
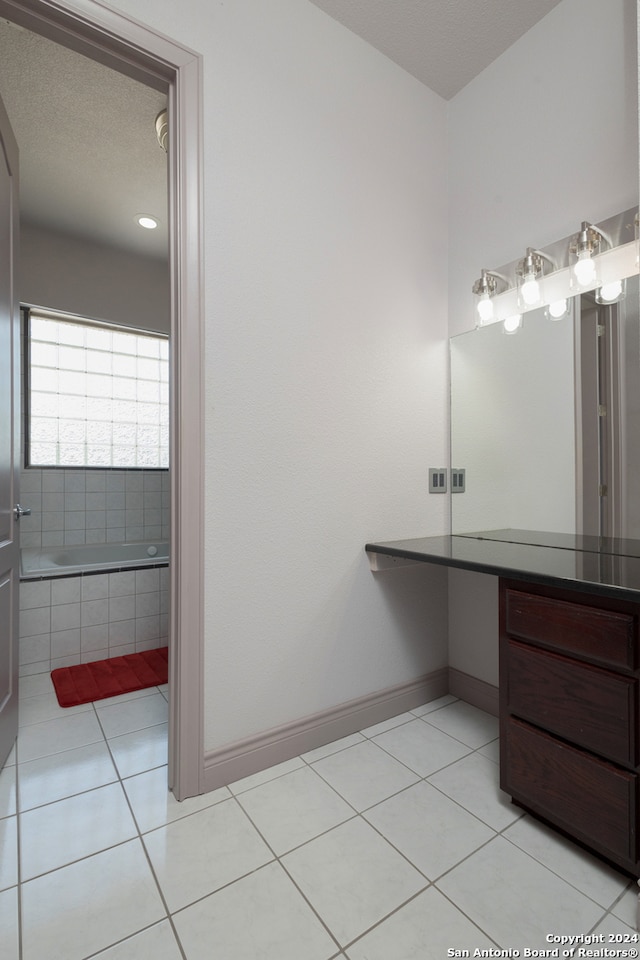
[365,530,640,602]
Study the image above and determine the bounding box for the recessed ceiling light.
[136,215,158,229]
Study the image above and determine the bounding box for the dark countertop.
[365,530,640,602]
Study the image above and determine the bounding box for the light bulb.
[476,296,494,324]
[598,280,623,303]
[548,299,569,320]
[573,252,596,286]
[520,277,540,306]
[503,314,522,334]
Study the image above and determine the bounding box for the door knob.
[14,504,31,520]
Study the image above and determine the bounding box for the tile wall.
[19,468,170,548]
[19,565,169,676]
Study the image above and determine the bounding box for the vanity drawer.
[504,589,636,670]
[506,639,638,766]
[504,717,637,865]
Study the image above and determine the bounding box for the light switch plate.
[451,468,466,493]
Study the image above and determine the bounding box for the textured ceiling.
[0,18,168,259]
[0,2,565,257]
[308,0,565,99]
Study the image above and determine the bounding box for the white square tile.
[21,840,166,960]
[428,751,523,831]
[81,574,109,601]
[17,711,105,763]
[228,756,306,795]
[364,780,494,879]
[20,606,50,639]
[437,836,604,948]
[143,798,273,912]
[373,718,472,777]
[20,782,137,879]
[19,634,51,668]
[609,883,639,928]
[346,886,495,960]
[504,815,629,908]
[237,765,354,854]
[81,623,109,652]
[0,764,16,820]
[50,601,80,632]
[108,571,135,597]
[591,915,640,937]
[311,740,419,811]
[18,691,92,728]
[19,673,54,699]
[0,887,18,960]
[422,700,499,748]
[51,578,81,605]
[109,595,136,622]
[106,723,168,778]
[173,861,337,960]
[282,817,426,947]
[18,741,117,811]
[90,921,183,959]
[50,628,81,659]
[20,581,51,610]
[96,692,168,739]
[81,597,109,626]
[123,765,230,833]
[0,816,17,891]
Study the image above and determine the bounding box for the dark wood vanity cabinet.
[499,579,640,876]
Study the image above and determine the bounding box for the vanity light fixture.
[595,278,626,305]
[472,269,508,326]
[516,248,555,310]
[546,299,570,321]
[503,314,523,334]
[569,221,610,290]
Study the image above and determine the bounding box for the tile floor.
[1,682,639,960]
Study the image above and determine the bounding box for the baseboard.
[448,667,499,717]
[202,668,449,792]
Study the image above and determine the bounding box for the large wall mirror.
[450,274,640,541]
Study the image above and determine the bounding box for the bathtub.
[21,541,169,579]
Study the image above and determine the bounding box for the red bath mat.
[51,647,169,707]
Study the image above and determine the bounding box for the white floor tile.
[437,836,606,948]
[237,765,354,854]
[478,738,500,763]
[373,718,472,777]
[108,722,167,778]
[0,816,17,891]
[96,692,168,739]
[504,815,629,908]
[19,691,93,727]
[611,884,640,928]
[20,674,55,699]
[18,740,117,811]
[0,887,19,960]
[364,780,494,879]
[17,710,105,763]
[360,712,415,738]
[21,840,166,960]
[0,764,16,818]
[174,861,338,960]
[91,920,184,959]
[143,797,274,912]
[282,816,426,947]
[422,700,499,748]
[592,915,639,937]
[20,782,137,880]
[346,886,495,960]
[123,765,230,833]
[428,751,523,831]
[311,740,420,811]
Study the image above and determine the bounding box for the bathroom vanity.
[366,530,640,882]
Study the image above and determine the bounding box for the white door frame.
[0,0,205,800]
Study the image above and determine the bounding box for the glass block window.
[26,309,169,468]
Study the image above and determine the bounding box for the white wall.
[107,0,450,752]
[20,222,170,332]
[447,0,638,686]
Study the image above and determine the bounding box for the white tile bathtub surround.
[19,567,168,675]
[18,468,170,548]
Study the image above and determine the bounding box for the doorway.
[0,0,204,801]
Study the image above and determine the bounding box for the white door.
[0,90,19,772]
